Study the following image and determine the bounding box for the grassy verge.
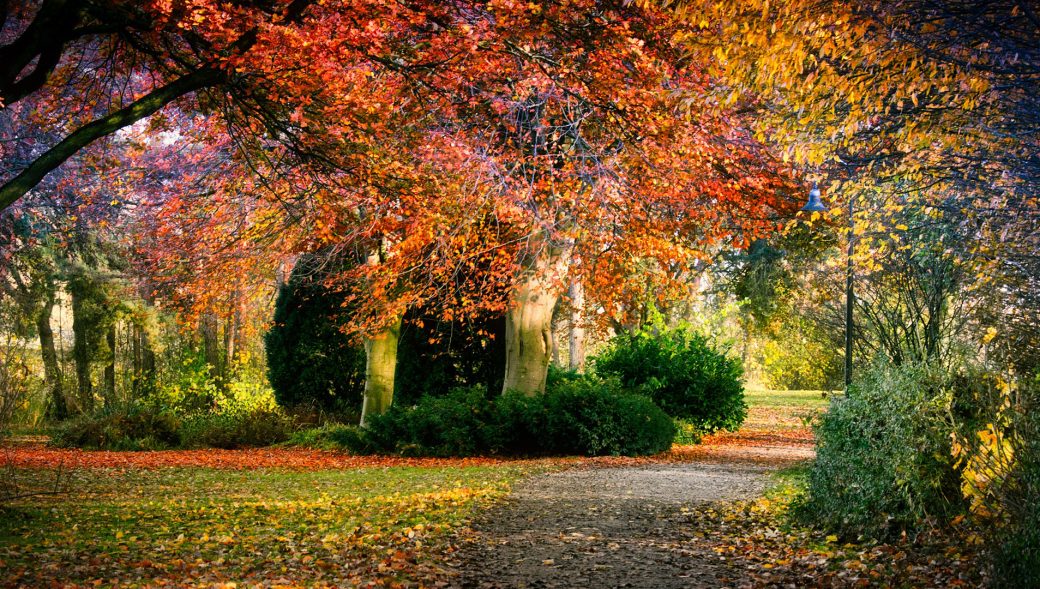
[742,388,831,431]
[0,464,533,587]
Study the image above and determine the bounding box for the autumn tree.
[328,1,800,396]
[18,2,801,418]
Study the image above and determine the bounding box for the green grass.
[741,388,832,430]
[744,388,835,409]
[0,464,533,587]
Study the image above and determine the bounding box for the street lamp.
[801,182,854,391]
[801,182,827,212]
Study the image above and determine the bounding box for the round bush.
[594,327,746,433]
[800,362,964,540]
[534,376,675,456]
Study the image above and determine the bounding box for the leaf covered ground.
[685,468,984,588]
[0,390,983,587]
[1,464,527,588]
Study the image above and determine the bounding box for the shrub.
[347,376,674,457]
[988,377,1040,589]
[394,313,505,406]
[532,376,675,456]
[180,409,294,449]
[359,386,499,457]
[991,442,1040,588]
[265,255,367,414]
[594,327,746,433]
[800,362,965,540]
[51,405,181,450]
[672,419,703,445]
[286,423,364,450]
[265,254,503,414]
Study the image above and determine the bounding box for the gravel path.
[452,462,775,588]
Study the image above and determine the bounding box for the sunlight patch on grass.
[0,464,533,587]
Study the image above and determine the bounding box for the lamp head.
[801,182,827,212]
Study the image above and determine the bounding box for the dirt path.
[452,461,781,589]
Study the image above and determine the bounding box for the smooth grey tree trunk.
[502,241,571,396]
[568,280,586,372]
[360,317,402,426]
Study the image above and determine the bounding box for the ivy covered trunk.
[502,240,570,396]
[71,284,93,412]
[37,297,66,420]
[103,322,116,407]
[360,317,402,426]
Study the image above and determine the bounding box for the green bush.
[992,449,1040,588]
[530,376,675,456]
[265,255,367,414]
[286,423,379,451]
[359,386,500,457]
[51,405,181,450]
[394,313,505,406]
[594,327,746,433]
[265,253,503,414]
[672,419,703,445]
[347,376,674,457]
[800,362,965,540]
[989,377,1040,589]
[180,409,294,449]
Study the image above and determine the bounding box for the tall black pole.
[845,194,854,390]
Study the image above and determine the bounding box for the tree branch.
[0,67,221,212]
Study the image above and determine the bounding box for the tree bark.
[103,322,116,407]
[138,324,156,393]
[360,317,401,426]
[201,313,223,380]
[503,281,558,395]
[71,286,93,412]
[567,280,586,372]
[37,297,66,420]
[224,308,238,375]
[502,235,571,396]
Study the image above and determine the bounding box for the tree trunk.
[224,311,236,374]
[201,313,222,380]
[139,324,156,393]
[551,303,562,367]
[103,322,116,407]
[71,286,93,412]
[360,317,402,426]
[568,280,586,372]
[503,283,558,395]
[37,298,66,420]
[502,238,571,396]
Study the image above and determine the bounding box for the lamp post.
[801,182,854,390]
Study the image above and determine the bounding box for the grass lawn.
[0,464,532,587]
[0,388,823,587]
[742,387,832,430]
